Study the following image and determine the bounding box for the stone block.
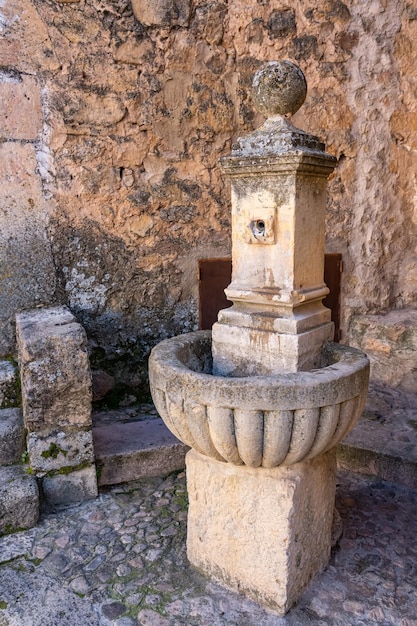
[350,310,417,392]
[0,0,58,73]
[131,0,191,26]
[267,9,297,39]
[113,40,155,66]
[16,306,92,432]
[212,319,334,376]
[0,140,44,220]
[0,74,42,140]
[63,92,126,127]
[186,449,336,615]
[27,429,95,474]
[0,409,25,465]
[0,360,20,408]
[0,465,39,534]
[42,466,98,505]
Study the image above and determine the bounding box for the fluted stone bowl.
[149,331,369,468]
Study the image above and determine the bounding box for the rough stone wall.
[0,0,57,355]
[1,0,416,393]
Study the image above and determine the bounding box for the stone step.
[92,416,189,487]
[0,465,39,535]
[336,382,417,490]
[0,408,25,466]
[92,382,417,490]
[0,360,20,409]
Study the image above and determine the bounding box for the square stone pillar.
[16,306,98,504]
[211,66,337,377]
[186,448,336,615]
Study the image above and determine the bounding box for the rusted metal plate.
[199,255,342,341]
[198,258,232,331]
[324,253,342,342]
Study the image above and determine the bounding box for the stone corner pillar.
[16,305,98,505]
[186,448,337,615]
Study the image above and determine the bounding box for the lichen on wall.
[1,0,416,394]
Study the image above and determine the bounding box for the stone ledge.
[91,381,417,492]
[93,418,189,486]
[131,0,191,27]
[337,445,417,490]
[336,380,417,489]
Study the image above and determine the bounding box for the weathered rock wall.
[1,0,416,393]
[0,0,57,354]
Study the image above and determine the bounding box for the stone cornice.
[219,150,337,178]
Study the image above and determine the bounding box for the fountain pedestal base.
[186,448,337,615]
[212,317,334,376]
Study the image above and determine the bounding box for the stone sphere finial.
[251,61,307,118]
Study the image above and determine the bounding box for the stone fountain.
[149,61,369,615]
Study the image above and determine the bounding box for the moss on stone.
[0,523,26,537]
[95,461,103,479]
[43,460,92,478]
[41,443,68,460]
[173,487,188,510]
[21,451,29,464]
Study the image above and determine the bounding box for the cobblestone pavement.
[0,469,416,626]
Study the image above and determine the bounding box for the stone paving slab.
[0,568,100,626]
[0,469,416,625]
[0,527,37,564]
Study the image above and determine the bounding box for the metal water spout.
[149,60,369,615]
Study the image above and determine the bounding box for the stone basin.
[149,330,370,468]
